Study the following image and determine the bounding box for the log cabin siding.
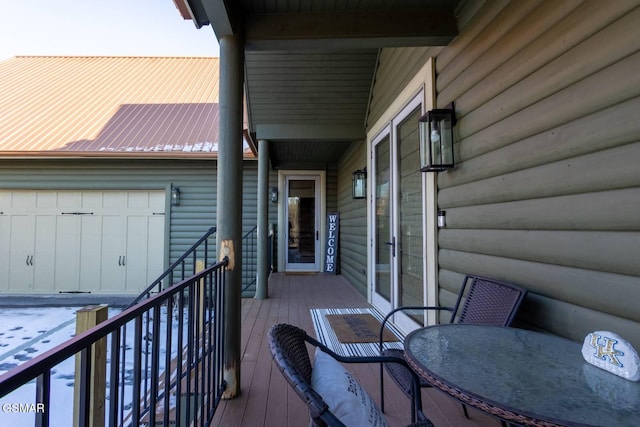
[337,139,368,295]
[367,0,640,347]
[438,0,640,345]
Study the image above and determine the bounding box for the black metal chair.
[268,323,434,426]
[379,275,528,419]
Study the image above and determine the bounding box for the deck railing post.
[217,32,244,399]
[73,305,108,427]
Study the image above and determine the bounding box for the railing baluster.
[132,316,143,427]
[175,288,185,427]
[108,327,121,427]
[78,347,92,427]
[186,280,195,426]
[35,370,50,427]
[119,325,127,426]
[163,296,173,427]
[149,305,161,427]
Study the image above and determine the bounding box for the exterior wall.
[337,140,368,296]
[365,0,640,348]
[0,158,277,292]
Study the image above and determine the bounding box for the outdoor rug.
[310,308,404,357]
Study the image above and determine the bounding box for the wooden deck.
[211,273,501,427]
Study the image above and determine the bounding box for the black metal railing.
[0,259,228,427]
[129,226,217,307]
[241,226,258,297]
[241,226,274,297]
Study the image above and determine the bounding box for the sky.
[0,0,219,62]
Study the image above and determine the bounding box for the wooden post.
[218,33,244,399]
[74,305,108,427]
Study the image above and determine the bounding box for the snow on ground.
[0,305,183,426]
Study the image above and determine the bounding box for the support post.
[217,33,244,399]
[255,139,269,299]
[73,305,108,427]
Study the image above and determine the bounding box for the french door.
[371,95,426,332]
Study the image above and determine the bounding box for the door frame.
[366,58,439,333]
[277,170,326,273]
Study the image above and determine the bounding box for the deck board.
[211,273,501,427]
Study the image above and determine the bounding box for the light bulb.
[430,128,440,142]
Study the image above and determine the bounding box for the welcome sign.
[325,212,339,273]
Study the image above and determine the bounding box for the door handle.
[118,256,122,266]
[121,255,125,266]
[30,255,34,266]
[316,230,319,240]
[385,237,396,257]
[26,255,30,266]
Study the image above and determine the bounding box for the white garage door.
[0,190,165,294]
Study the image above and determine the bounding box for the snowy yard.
[0,305,184,426]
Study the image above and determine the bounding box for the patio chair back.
[452,275,528,326]
[268,323,434,427]
[268,323,346,427]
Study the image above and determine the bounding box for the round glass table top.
[404,324,640,427]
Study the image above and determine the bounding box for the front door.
[285,176,321,272]
[371,95,426,332]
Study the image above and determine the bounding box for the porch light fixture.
[171,187,181,206]
[437,210,446,228]
[352,168,367,199]
[419,103,456,172]
[270,187,278,203]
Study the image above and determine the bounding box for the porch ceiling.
[176,0,460,167]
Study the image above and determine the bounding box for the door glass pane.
[375,135,391,301]
[287,179,316,264]
[397,107,424,323]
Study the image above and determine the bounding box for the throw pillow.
[311,349,389,427]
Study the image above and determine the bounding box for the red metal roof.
[0,56,252,158]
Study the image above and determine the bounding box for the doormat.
[326,314,396,343]
[310,308,403,357]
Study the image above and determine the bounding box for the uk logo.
[589,333,625,367]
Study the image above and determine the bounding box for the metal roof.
[0,56,252,158]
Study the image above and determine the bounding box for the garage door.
[0,190,165,294]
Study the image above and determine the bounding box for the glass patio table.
[404,324,640,427]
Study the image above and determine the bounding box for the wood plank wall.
[366,0,640,347]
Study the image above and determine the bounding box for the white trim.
[277,170,326,272]
[366,57,438,333]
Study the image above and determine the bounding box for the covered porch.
[212,272,500,427]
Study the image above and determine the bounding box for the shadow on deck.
[211,273,501,427]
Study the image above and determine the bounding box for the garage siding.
[366,0,640,347]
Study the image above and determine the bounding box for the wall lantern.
[419,103,456,172]
[270,187,278,203]
[171,186,181,206]
[352,168,367,199]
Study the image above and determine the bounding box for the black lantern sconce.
[352,168,367,199]
[270,187,278,203]
[419,103,456,172]
[171,186,181,206]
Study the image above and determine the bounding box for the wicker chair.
[379,275,528,419]
[268,323,434,426]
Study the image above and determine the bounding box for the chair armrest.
[379,306,454,349]
[305,333,413,369]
